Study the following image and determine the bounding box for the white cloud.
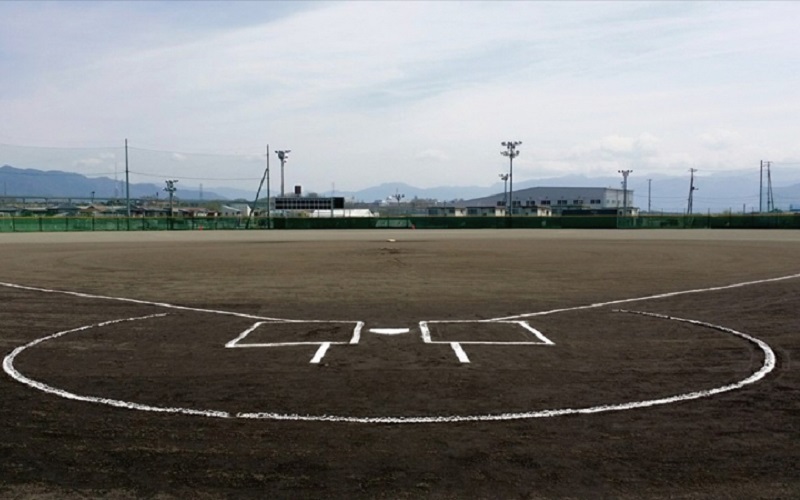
[414,149,450,162]
[1,1,799,191]
[699,129,740,150]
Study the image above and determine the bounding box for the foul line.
[487,272,800,321]
[2,272,797,424]
[0,281,306,322]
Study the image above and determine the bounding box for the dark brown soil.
[1,230,799,498]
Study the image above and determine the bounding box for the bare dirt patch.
[2,229,799,498]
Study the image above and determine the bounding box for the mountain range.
[2,164,799,213]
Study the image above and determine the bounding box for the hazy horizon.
[2,1,799,195]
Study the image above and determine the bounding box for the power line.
[0,141,121,150]
[127,145,264,159]
[128,170,259,181]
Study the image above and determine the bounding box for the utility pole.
[501,141,521,216]
[248,144,270,229]
[766,161,774,212]
[499,173,509,209]
[125,139,130,218]
[275,149,290,197]
[266,146,271,225]
[688,168,698,215]
[618,170,632,214]
[647,178,652,213]
[759,160,763,213]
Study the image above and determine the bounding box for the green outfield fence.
[0,214,798,233]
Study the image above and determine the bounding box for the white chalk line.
[488,272,800,322]
[237,311,778,423]
[310,343,331,364]
[450,343,470,363]
[3,314,228,418]
[2,272,796,423]
[1,281,363,366]
[3,309,778,424]
[420,321,554,361]
[225,320,364,363]
[370,328,411,335]
[0,281,324,323]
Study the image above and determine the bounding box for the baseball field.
[2,229,799,498]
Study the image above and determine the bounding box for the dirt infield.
[2,229,799,498]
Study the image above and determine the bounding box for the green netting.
[623,214,800,229]
[0,214,798,233]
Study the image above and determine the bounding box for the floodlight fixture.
[275,149,291,197]
[163,179,179,224]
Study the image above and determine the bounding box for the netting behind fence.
[1,214,798,233]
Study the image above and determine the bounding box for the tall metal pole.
[499,173,509,209]
[266,145,271,227]
[501,141,521,216]
[766,161,774,212]
[688,168,698,215]
[125,139,130,218]
[647,178,652,213]
[247,144,270,229]
[618,170,632,214]
[276,150,290,198]
[759,160,763,213]
[164,179,178,229]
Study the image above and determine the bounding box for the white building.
[514,187,633,211]
[220,204,252,217]
[472,187,635,215]
[310,209,376,218]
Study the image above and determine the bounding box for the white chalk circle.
[3,309,776,424]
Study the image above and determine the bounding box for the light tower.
[164,179,178,225]
[391,188,405,204]
[275,149,291,197]
[501,141,521,215]
[499,173,509,209]
[618,170,632,214]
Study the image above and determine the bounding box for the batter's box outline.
[225,320,364,364]
[419,320,555,363]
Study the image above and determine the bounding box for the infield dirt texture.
[1,229,799,498]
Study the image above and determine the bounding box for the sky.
[1,1,799,194]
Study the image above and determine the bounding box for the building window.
[573,200,582,205]
[540,200,551,205]
[590,199,601,204]
[557,200,568,205]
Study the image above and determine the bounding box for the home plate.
[386,239,396,242]
[370,327,410,335]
